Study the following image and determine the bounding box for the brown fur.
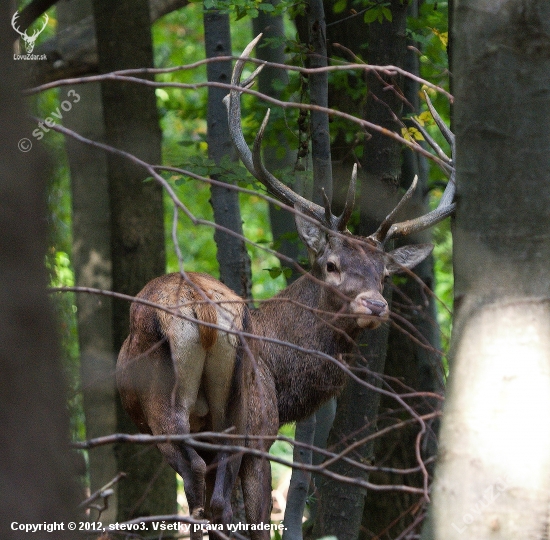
[117,226,431,540]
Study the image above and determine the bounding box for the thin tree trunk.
[204,8,252,299]
[57,0,118,523]
[298,0,333,204]
[253,8,305,283]
[425,2,550,539]
[91,0,177,520]
[288,1,335,536]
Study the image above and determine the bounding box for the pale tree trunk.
[57,0,118,523]
[204,8,252,299]
[91,0,177,520]
[425,1,550,538]
[1,12,80,536]
[251,14,313,538]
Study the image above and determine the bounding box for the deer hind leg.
[144,414,207,540]
[201,313,243,530]
[143,326,210,536]
[209,450,243,530]
[169,332,211,525]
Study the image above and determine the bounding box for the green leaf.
[364,8,379,23]
[333,0,347,14]
[265,267,282,279]
[258,2,275,11]
[382,6,393,21]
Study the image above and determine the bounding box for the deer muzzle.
[350,293,389,329]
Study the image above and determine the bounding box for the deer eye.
[326,261,338,273]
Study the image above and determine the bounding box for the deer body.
[117,35,455,540]
[118,229,433,538]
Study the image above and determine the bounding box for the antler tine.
[423,90,454,147]
[370,95,456,244]
[321,188,332,224]
[369,175,419,244]
[385,196,456,240]
[223,34,263,178]
[36,13,49,35]
[410,117,452,174]
[335,164,357,231]
[227,35,331,227]
[376,170,456,244]
[40,13,49,30]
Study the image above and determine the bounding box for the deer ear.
[295,203,327,256]
[385,243,433,275]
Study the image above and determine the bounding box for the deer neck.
[250,274,355,424]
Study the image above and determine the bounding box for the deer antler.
[224,34,357,232]
[369,91,456,244]
[226,37,454,240]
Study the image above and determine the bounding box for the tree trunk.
[360,2,445,536]
[426,1,550,539]
[0,12,80,536]
[253,8,305,283]
[91,0,177,520]
[290,2,337,536]
[204,8,252,299]
[57,0,118,523]
[296,0,333,203]
[311,2,409,538]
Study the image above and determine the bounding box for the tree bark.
[204,8,252,299]
[296,0,333,204]
[57,0,118,523]
[426,1,550,539]
[311,2,409,538]
[0,10,81,536]
[91,0,177,520]
[253,7,305,283]
[360,2,445,536]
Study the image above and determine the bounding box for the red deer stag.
[116,35,455,540]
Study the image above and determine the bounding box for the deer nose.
[362,299,387,317]
[351,293,389,328]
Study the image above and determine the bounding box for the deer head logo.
[12,11,48,54]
